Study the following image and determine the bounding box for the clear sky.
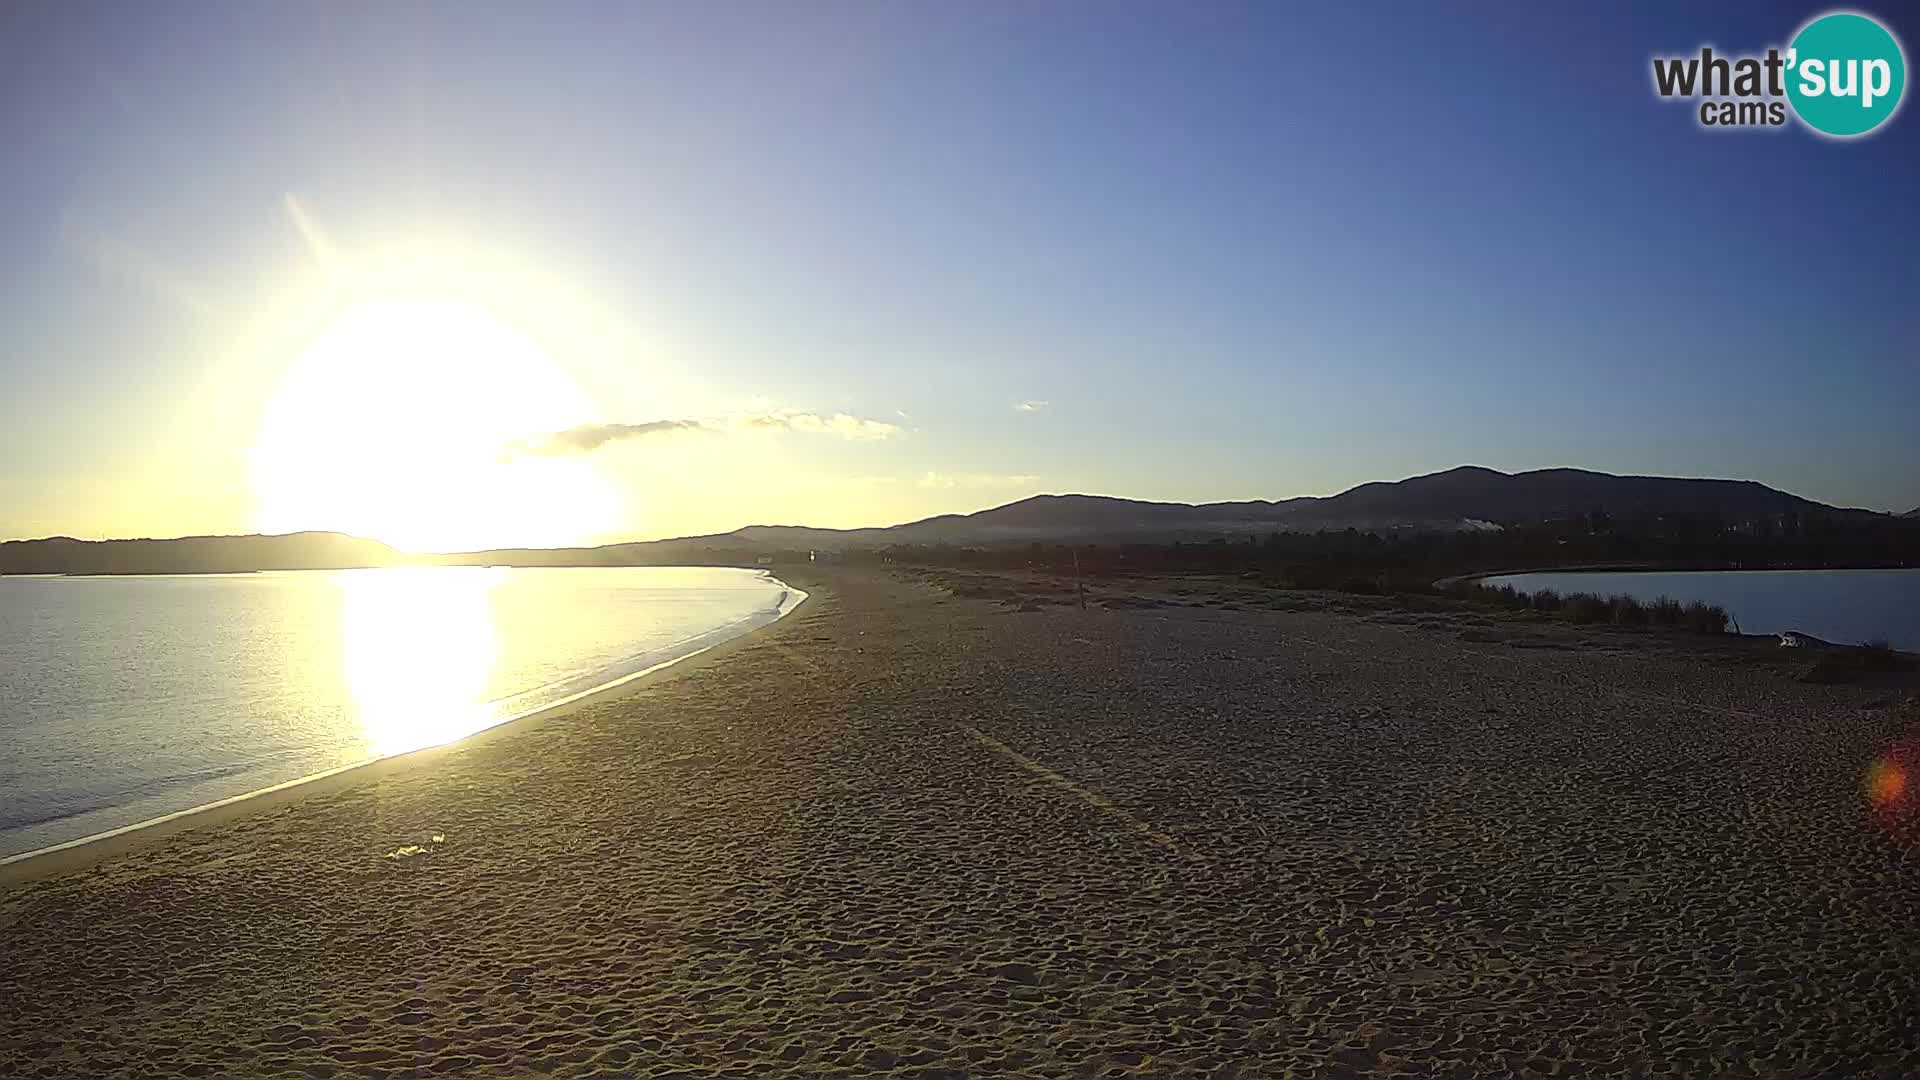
[2,2,1915,549]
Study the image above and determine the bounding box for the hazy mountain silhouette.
[0,532,401,575]
[0,467,1890,573]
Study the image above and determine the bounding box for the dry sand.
[3,569,1918,1078]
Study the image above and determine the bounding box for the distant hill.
[1287,465,1838,526]
[723,466,1857,548]
[0,532,402,575]
[0,467,1885,573]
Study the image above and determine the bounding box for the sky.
[1,2,1915,549]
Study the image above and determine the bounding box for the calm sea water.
[1479,568,1920,651]
[0,566,801,858]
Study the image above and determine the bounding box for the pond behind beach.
[1479,568,1920,651]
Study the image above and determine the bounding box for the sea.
[0,566,803,859]
[1478,568,1920,651]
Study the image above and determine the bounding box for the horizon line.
[1,463,1907,553]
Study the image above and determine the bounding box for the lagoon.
[1478,568,1920,651]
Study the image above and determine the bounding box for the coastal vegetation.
[1463,584,1731,634]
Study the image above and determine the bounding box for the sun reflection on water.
[336,567,505,757]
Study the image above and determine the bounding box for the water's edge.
[0,576,810,872]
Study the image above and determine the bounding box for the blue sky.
[1,2,1915,545]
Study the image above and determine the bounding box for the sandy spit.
[2,569,1917,1078]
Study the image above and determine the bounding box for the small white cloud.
[918,472,1041,489]
[511,409,901,457]
[507,420,705,457]
[1012,400,1050,413]
[773,411,901,441]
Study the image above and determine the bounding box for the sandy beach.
[3,568,1918,1078]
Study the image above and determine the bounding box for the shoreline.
[0,573,814,887]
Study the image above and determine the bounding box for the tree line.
[859,509,1920,594]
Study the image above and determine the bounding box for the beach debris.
[382,834,448,860]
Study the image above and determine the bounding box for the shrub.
[1563,593,1609,623]
[1682,601,1729,634]
[1861,640,1906,671]
[1608,594,1650,626]
[1469,583,1523,608]
[1648,596,1685,624]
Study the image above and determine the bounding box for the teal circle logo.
[1786,12,1906,137]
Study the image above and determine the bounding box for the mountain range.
[598,465,1867,554]
[711,465,1849,549]
[0,466,1896,574]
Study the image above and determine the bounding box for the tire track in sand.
[960,723,1206,864]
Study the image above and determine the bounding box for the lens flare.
[1867,758,1908,806]
[1865,739,1920,842]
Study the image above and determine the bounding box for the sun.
[252,299,621,552]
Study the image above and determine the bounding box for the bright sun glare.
[338,565,504,756]
[253,299,620,552]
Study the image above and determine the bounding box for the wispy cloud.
[918,472,1040,489]
[511,410,900,457]
[748,411,901,441]
[518,420,705,455]
[1012,399,1050,413]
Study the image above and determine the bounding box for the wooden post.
[1073,547,1087,611]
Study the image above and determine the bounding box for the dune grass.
[1467,583,1729,635]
